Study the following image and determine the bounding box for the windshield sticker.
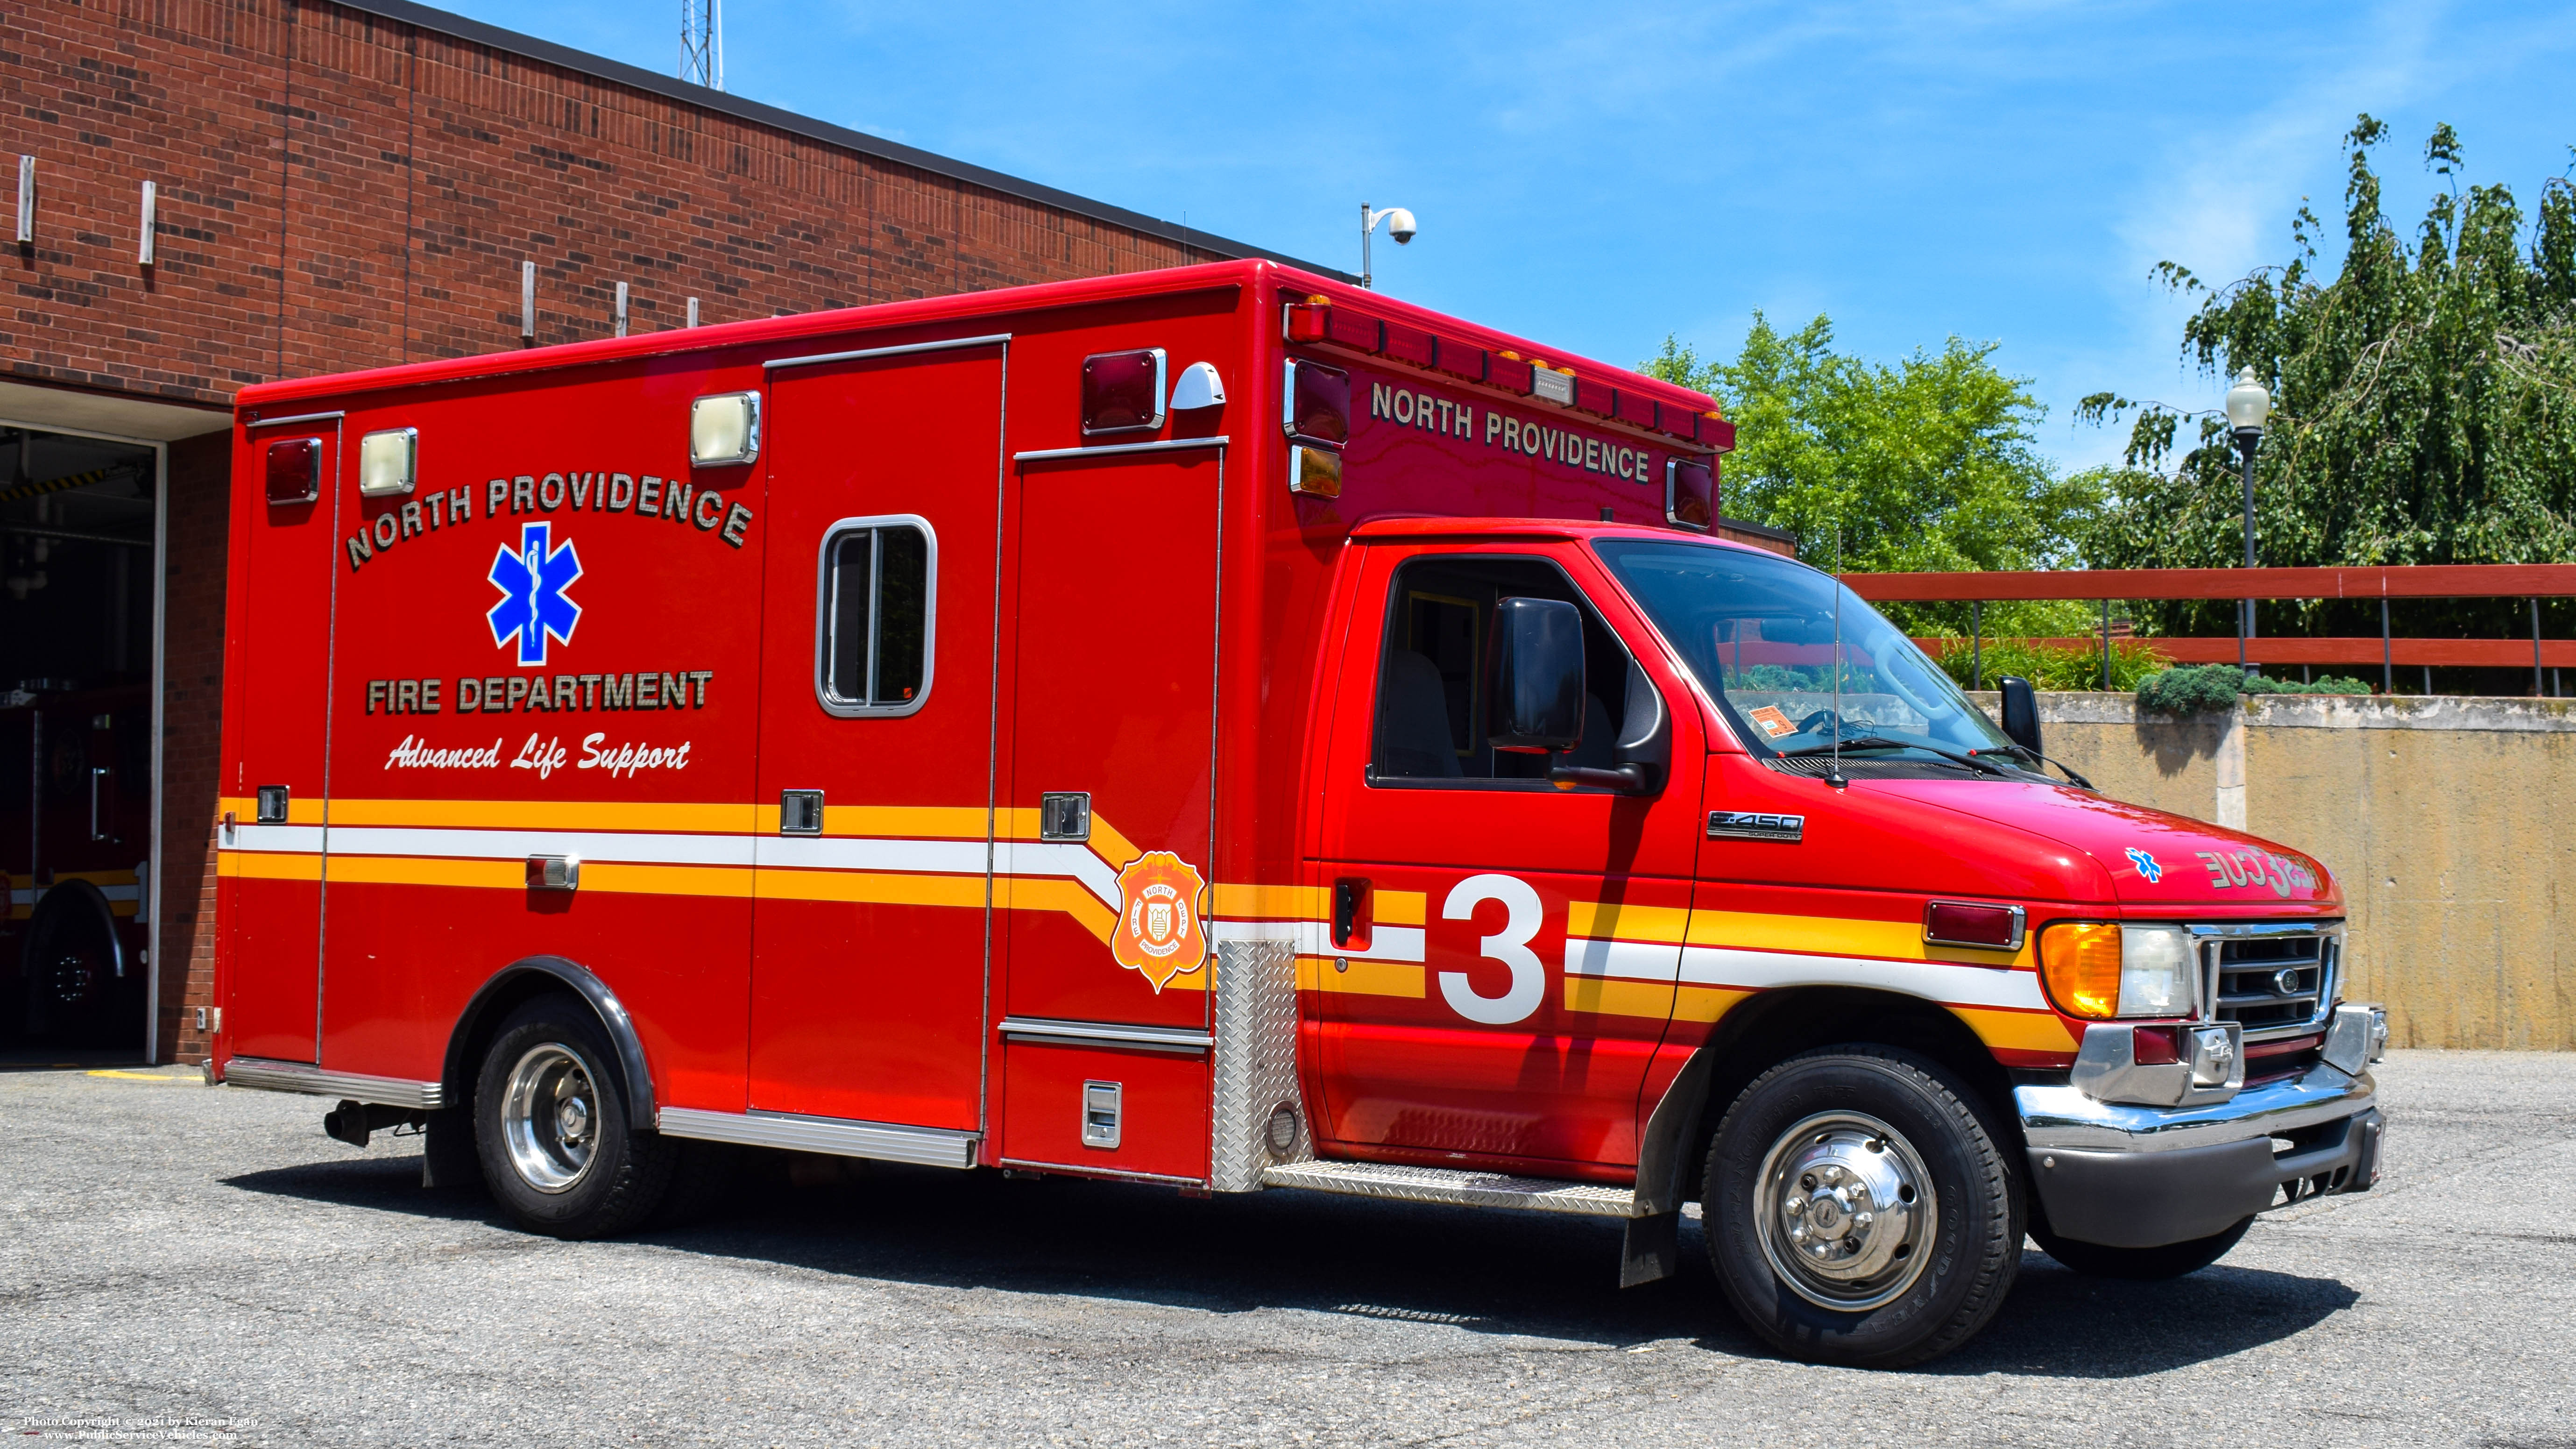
[2124,847,2164,883]
[1747,705,1797,739]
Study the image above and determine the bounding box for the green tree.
[1644,314,2097,635]
[2079,116,2576,645]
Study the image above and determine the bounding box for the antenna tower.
[681,0,723,90]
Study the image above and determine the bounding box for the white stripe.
[1289,922,1426,963]
[1678,945,2047,1011]
[1564,937,1683,982]
[238,824,1122,904]
[230,824,324,853]
[1209,919,1299,944]
[991,839,1121,909]
[758,834,989,877]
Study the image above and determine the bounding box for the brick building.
[0,0,1330,1063]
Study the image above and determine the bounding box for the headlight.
[2040,923,2198,1020]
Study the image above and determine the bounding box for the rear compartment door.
[747,342,1007,1129]
[992,443,1224,1182]
[224,423,340,1063]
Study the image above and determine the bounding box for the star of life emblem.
[2125,847,2164,883]
[1111,850,1210,992]
[487,521,583,667]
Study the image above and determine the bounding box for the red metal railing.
[1838,564,2576,691]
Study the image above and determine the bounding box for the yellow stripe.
[1953,1007,2080,1053]
[1375,890,1426,927]
[325,855,522,889]
[1212,882,1326,919]
[330,797,756,832]
[822,805,994,839]
[224,851,324,881]
[1295,956,1426,998]
[755,867,986,909]
[1673,985,1753,1023]
[1687,909,2032,967]
[992,877,1117,943]
[1566,900,1691,944]
[1562,976,1674,1018]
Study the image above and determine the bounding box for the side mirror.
[1549,662,1671,795]
[1998,675,2042,755]
[1486,597,1585,753]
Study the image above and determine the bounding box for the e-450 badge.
[1111,851,1209,992]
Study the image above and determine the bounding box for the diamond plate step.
[1260,1159,1648,1217]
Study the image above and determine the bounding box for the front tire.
[2030,1216,2252,1280]
[1704,1047,2021,1368]
[474,997,675,1238]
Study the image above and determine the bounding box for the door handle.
[91,767,108,841]
[1332,876,1372,951]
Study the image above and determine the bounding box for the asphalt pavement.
[1,1049,2569,1447]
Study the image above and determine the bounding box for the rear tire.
[1703,1046,2021,1368]
[2030,1216,2252,1280]
[473,997,675,1238]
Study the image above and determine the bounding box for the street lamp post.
[2225,366,2272,677]
[1358,203,1417,290]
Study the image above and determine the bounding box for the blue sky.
[440,0,2576,472]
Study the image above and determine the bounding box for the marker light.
[2041,922,2200,1019]
[357,427,417,497]
[1081,348,1166,434]
[1666,457,1715,531]
[263,436,321,506]
[1923,900,2025,951]
[1283,359,1349,448]
[690,391,761,467]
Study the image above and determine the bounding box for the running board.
[224,1056,445,1111]
[655,1106,978,1170]
[1260,1160,1649,1218]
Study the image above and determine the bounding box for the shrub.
[1928,636,2171,693]
[2137,664,2377,712]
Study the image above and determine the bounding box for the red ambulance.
[210,260,2386,1366]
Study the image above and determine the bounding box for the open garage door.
[0,425,160,1059]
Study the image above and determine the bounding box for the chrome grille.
[2200,929,2338,1037]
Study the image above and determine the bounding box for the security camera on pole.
[1359,203,1416,291]
[2225,366,2272,677]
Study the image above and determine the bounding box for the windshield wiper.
[1980,742,2095,790]
[1773,737,2014,779]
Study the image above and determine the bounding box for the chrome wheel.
[500,1043,600,1194]
[1753,1110,1938,1311]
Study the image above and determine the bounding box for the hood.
[1865,779,2341,911]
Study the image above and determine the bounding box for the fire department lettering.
[367,671,715,714]
[1111,851,1210,992]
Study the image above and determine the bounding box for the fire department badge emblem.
[1111,851,1209,991]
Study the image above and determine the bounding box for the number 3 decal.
[1439,873,1545,1025]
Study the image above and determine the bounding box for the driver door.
[1309,540,1705,1171]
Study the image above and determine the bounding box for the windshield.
[1592,538,2013,760]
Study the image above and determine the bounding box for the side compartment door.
[225,425,340,1063]
[992,445,1223,1182]
[748,345,1005,1129]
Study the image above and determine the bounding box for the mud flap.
[421,1107,480,1189]
[1620,1211,1680,1287]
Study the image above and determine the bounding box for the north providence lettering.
[1368,382,1663,483]
[365,671,715,715]
[343,469,755,571]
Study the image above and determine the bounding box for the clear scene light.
[357,427,418,497]
[690,391,761,467]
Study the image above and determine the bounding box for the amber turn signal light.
[2039,922,2122,1019]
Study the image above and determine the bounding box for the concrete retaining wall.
[1968,692,2576,1050]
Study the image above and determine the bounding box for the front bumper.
[2016,1061,2382,1250]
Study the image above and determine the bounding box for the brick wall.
[156,432,229,1062]
[5,0,1226,400]
[3,0,1269,1059]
